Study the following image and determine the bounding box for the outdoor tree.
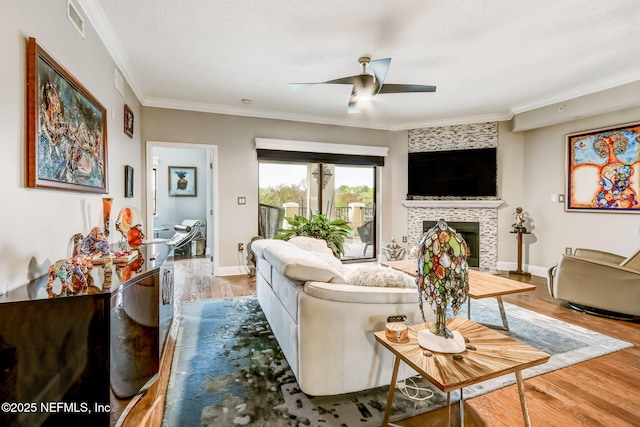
[259,183,306,208]
[335,185,373,206]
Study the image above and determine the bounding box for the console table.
[0,243,174,426]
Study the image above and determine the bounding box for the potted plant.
[275,214,351,258]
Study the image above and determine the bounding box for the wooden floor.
[120,257,640,427]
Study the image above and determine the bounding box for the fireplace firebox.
[423,221,480,267]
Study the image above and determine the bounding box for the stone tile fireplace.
[403,200,502,272]
[405,122,501,271]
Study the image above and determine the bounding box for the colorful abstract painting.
[27,38,108,193]
[566,122,640,212]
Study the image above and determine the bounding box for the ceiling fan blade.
[378,83,436,94]
[368,58,391,94]
[347,90,360,114]
[289,75,359,90]
[289,83,318,90]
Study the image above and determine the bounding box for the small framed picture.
[168,166,197,197]
[124,104,134,138]
[124,165,134,198]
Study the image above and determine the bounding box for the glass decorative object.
[102,197,113,238]
[115,206,144,251]
[127,224,145,249]
[416,219,469,353]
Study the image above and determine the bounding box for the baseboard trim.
[217,265,251,277]
[495,262,548,278]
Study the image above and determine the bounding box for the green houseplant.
[275,214,351,258]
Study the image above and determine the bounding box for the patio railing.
[281,205,373,223]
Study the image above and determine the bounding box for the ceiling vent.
[67,0,85,38]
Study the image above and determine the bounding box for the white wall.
[152,146,208,237]
[518,104,640,270]
[141,108,399,269]
[496,121,526,266]
[1,0,142,293]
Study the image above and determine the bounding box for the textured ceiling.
[82,0,640,130]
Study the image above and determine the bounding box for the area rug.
[163,296,632,427]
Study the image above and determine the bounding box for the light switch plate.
[237,197,246,205]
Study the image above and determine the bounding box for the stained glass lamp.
[416,219,469,353]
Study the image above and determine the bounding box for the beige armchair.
[547,247,640,318]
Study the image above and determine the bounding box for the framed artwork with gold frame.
[26,37,108,193]
[124,104,134,138]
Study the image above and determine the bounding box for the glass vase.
[102,197,113,238]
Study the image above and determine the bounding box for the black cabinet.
[0,244,174,426]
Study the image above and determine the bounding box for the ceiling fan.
[290,56,436,113]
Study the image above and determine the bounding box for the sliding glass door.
[259,161,376,261]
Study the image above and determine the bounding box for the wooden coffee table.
[374,318,550,426]
[382,260,536,331]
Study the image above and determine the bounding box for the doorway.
[146,141,218,275]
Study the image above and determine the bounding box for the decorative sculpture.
[115,206,145,250]
[415,219,469,353]
[47,226,116,295]
[512,207,528,233]
[382,238,406,261]
[46,256,94,297]
[72,227,111,257]
[127,224,145,249]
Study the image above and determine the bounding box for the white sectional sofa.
[251,237,430,396]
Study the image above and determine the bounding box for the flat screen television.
[408,147,497,198]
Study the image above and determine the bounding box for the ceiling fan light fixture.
[290,56,436,113]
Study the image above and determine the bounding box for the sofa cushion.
[250,238,281,259]
[260,239,346,283]
[304,281,419,304]
[346,266,415,288]
[288,236,346,274]
[288,236,332,254]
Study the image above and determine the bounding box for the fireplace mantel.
[402,199,504,209]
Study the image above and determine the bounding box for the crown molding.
[511,68,640,115]
[77,0,144,102]
[391,113,512,131]
[143,97,394,130]
[144,97,514,131]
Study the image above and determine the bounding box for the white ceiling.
[80,0,640,130]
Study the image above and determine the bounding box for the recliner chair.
[547,247,640,318]
[166,219,205,251]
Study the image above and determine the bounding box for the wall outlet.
[402,236,407,243]
[565,247,572,255]
[238,243,244,252]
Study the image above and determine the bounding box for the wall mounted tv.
[408,147,497,198]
